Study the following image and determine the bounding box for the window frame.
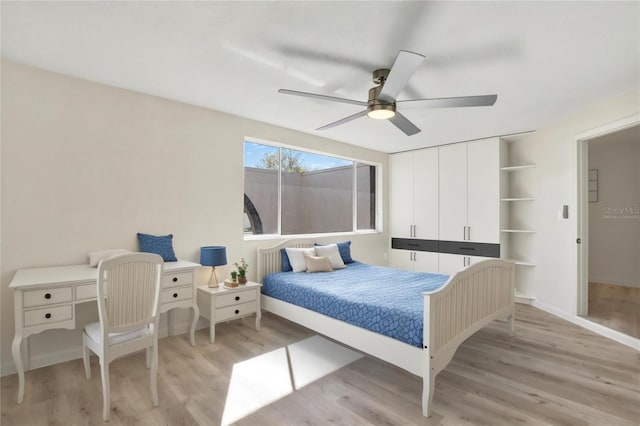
[243,137,382,240]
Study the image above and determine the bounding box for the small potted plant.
[234,258,248,284]
[230,271,238,283]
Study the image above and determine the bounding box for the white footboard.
[421,258,515,416]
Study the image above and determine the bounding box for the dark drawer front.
[438,240,500,258]
[391,238,439,253]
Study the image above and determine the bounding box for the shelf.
[504,258,536,266]
[500,164,535,171]
[501,197,536,202]
[515,291,535,305]
[501,229,536,233]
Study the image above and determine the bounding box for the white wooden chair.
[82,252,163,421]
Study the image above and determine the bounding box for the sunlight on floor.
[221,335,363,425]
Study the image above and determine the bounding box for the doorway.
[576,117,640,338]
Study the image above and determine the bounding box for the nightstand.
[196,281,262,343]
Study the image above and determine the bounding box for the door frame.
[575,113,639,315]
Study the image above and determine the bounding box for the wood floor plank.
[1,305,638,425]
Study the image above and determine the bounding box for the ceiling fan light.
[367,104,396,120]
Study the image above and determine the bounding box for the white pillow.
[304,254,333,273]
[314,244,346,269]
[88,249,130,267]
[285,247,316,272]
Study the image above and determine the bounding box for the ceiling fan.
[278,50,497,136]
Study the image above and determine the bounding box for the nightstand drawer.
[162,271,193,288]
[216,301,256,322]
[160,286,193,304]
[24,287,73,308]
[24,305,73,327]
[215,289,257,308]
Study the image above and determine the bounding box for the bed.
[257,239,515,417]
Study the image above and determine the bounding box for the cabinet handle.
[172,277,178,282]
[235,296,240,301]
[468,226,471,241]
[234,309,239,315]
[463,226,466,240]
[44,293,51,299]
[173,293,178,298]
[45,313,51,319]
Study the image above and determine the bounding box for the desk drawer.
[160,286,193,304]
[163,271,193,289]
[216,301,256,322]
[75,284,97,301]
[215,289,257,308]
[24,305,73,327]
[24,287,72,308]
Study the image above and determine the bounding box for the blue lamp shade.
[200,246,227,267]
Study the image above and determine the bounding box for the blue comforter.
[262,262,449,347]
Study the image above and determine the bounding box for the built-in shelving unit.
[500,164,536,171]
[501,197,536,202]
[501,229,536,233]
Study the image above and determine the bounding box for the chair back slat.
[97,253,162,335]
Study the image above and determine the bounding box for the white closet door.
[413,148,439,240]
[389,152,414,238]
[439,143,468,242]
[389,249,414,271]
[413,251,439,273]
[438,253,465,275]
[467,138,500,243]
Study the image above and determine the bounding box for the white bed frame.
[257,239,515,417]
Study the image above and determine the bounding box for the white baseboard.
[1,320,209,377]
[588,277,640,288]
[531,300,640,351]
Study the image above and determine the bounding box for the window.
[244,141,378,236]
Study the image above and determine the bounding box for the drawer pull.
[44,293,52,299]
[45,313,51,319]
[172,277,178,282]
[235,296,240,301]
[173,293,178,298]
[234,309,239,314]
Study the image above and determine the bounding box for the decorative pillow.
[281,248,292,272]
[316,241,353,264]
[284,247,316,273]
[314,243,346,269]
[304,254,333,273]
[137,233,177,262]
[88,249,130,267]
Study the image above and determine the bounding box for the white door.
[467,138,500,243]
[439,143,468,242]
[413,251,439,273]
[390,152,414,238]
[413,148,439,240]
[389,249,414,271]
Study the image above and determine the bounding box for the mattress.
[262,262,449,347]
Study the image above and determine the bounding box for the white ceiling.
[2,1,638,153]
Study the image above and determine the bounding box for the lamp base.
[207,267,220,288]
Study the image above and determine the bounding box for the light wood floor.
[2,304,639,425]
[587,282,640,338]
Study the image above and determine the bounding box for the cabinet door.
[413,251,439,273]
[438,253,465,275]
[413,148,439,239]
[389,249,414,271]
[439,143,468,242]
[467,138,500,243]
[389,152,414,238]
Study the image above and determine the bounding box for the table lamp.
[200,246,227,288]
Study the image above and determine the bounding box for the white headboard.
[256,239,316,282]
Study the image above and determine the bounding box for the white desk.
[10,260,201,404]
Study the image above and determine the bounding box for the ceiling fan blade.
[397,94,498,109]
[389,112,421,136]
[316,110,368,131]
[377,51,425,103]
[278,89,367,107]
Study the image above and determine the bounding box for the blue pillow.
[315,241,353,264]
[137,233,177,262]
[281,248,292,272]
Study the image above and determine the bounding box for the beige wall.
[508,86,640,313]
[0,61,389,375]
[588,127,640,287]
